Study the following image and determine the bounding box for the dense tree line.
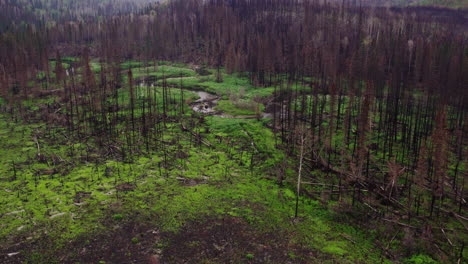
[0,0,159,33]
[0,0,466,261]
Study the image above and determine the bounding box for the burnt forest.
[0,0,467,263]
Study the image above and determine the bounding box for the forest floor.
[0,61,437,263]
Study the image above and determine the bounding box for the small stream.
[191,91,220,114]
[190,90,273,119]
[138,81,272,119]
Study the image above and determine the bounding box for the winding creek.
[139,81,273,119]
[189,90,273,119]
[191,91,220,114]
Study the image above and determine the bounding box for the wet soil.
[1,217,316,264]
[160,217,316,264]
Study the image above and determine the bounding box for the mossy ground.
[0,60,438,263]
[0,113,389,263]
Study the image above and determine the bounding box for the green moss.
[215,100,263,116]
[121,60,146,69]
[322,243,348,256]
[0,61,407,264]
[113,214,124,221]
[159,70,274,100]
[132,65,196,80]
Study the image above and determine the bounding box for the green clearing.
[0,113,389,263]
[132,65,197,80]
[0,60,443,263]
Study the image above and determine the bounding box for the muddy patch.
[135,81,274,119]
[1,216,316,264]
[64,222,161,264]
[190,91,220,114]
[160,217,316,264]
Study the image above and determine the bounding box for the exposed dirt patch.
[116,182,136,192]
[176,176,209,187]
[74,191,92,203]
[65,222,161,264]
[0,222,161,264]
[160,217,316,264]
[1,216,316,263]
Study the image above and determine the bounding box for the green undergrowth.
[215,100,265,116]
[34,60,276,118]
[402,254,438,264]
[0,60,400,263]
[158,70,275,100]
[3,62,463,263]
[0,112,388,263]
[131,65,196,80]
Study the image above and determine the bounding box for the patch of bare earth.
[160,217,316,264]
[2,216,316,263]
[64,222,161,263]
